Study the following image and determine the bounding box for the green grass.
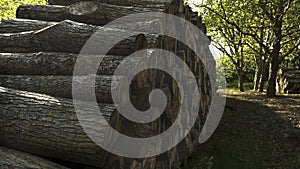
[226,82,254,90]
[226,81,268,91]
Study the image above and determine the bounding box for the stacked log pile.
[277,68,300,94]
[0,0,215,168]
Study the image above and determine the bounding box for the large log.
[103,0,214,168]
[0,75,125,103]
[0,86,115,168]
[0,18,160,34]
[0,0,215,169]
[17,2,163,26]
[0,146,69,169]
[0,20,156,55]
[48,0,171,8]
[0,18,55,33]
[0,52,142,76]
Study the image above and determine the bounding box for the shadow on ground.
[185,95,300,169]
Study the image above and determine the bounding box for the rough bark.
[0,75,125,104]
[0,0,214,168]
[48,0,171,8]
[253,28,264,91]
[259,59,268,92]
[0,86,115,168]
[104,0,214,168]
[267,58,280,97]
[0,18,55,33]
[277,68,300,93]
[253,57,262,91]
[279,68,300,74]
[0,52,141,76]
[17,3,163,26]
[0,146,69,169]
[237,68,245,92]
[0,18,160,34]
[0,20,157,55]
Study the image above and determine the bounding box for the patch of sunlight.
[0,86,62,106]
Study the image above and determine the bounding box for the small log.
[0,146,69,169]
[0,86,115,168]
[0,52,142,76]
[0,20,156,55]
[0,75,125,103]
[0,18,55,33]
[17,3,163,26]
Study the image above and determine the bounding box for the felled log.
[0,20,156,55]
[0,86,115,168]
[0,52,142,76]
[103,0,214,168]
[48,0,170,8]
[277,68,300,94]
[0,16,160,33]
[0,146,69,169]
[0,18,55,33]
[0,75,125,103]
[17,2,163,26]
[0,0,215,168]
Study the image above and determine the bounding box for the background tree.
[198,0,300,96]
[198,0,254,92]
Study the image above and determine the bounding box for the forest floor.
[184,89,300,169]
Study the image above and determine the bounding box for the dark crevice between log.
[47,158,98,169]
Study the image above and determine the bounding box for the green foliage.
[217,56,236,82]
[282,48,300,68]
[217,55,256,82]
[0,0,46,20]
[196,0,299,94]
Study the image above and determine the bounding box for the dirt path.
[232,91,300,129]
[184,91,300,169]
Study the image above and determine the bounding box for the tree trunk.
[0,75,125,104]
[0,146,69,169]
[0,18,55,33]
[254,27,264,91]
[0,86,115,168]
[258,57,268,92]
[237,68,244,92]
[253,58,262,91]
[0,20,156,55]
[0,52,142,76]
[267,58,280,97]
[17,3,163,26]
